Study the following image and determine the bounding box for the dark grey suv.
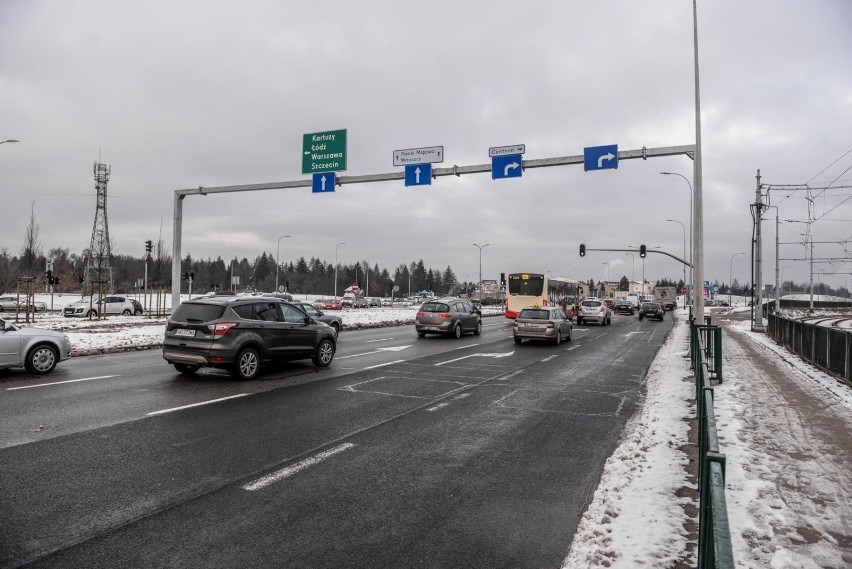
[162,295,337,379]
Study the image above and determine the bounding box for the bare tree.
[0,248,12,294]
[19,202,42,277]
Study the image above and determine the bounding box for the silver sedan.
[513,306,573,345]
[0,317,72,374]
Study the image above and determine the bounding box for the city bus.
[505,273,581,320]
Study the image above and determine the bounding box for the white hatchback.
[63,295,139,318]
[577,298,612,326]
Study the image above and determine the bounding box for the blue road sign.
[491,154,523,180]
[312,172,336,193]
[584,144,619,171]
[405,163,432,187]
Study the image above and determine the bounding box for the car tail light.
[438,313,452,319]
[416,311,425,318]
[599,306,605,313]
[547,322,555,328]
[208,322,237,338]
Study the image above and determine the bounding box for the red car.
[322,299,343,311]
[603,299,616,311]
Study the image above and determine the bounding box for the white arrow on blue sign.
[492,154,523,180]
[312,172,336,193]
[405,163,431,187]
[583,144,619,171]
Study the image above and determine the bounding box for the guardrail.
[767,312,852,381]
[690,316,735,568]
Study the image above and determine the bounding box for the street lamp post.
[624,254,635,288]
[365,255,376,300]
[472,243,490,304]
[666,218,687,292]
[275,234,291,293]
[729,252,745,306]
[1,139,20,145]
[661,172,693,306]
[334,242,346,300]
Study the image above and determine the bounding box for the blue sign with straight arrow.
[583,144,619,171]
[491,154,523,180]
[405,163,431,187]
[312,172,336,193]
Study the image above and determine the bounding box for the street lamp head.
[1,139,20,144]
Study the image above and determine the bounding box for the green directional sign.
[302,129,347,174]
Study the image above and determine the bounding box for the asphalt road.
[0,311,673,568]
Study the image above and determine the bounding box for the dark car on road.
[162,295,337,379]
[415,298,481,338]
[293,301,342,336]
[639,302,665,321]
[614,299,635,315]
[513,306,573,345]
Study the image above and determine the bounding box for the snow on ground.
[6,295,852,565]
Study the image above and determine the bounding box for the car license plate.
[174,329,196,337]
[426,326,441,331]
[523,323,541,328]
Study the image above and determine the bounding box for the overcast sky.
[2,0,851,290]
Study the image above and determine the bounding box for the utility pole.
[753,169,765,331]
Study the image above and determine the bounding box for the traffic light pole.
[580,247,692,268]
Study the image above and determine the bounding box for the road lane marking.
[146,394,248,416]
[541,355,557,362]
[6,375,119,391]
[364,360,405,370]
[434,351,513,366]
[242,443,356,491]
[365,338,395,343]
[426,392,471,412]
[567,346,579,351]
[336,350,382,359]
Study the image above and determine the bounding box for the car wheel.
[87,309,97,318]
[577,318,584,325]
[25,344,58,374]
[453,323,463,339]
[312,338,335,367]
[474,320,482,336]
[122,309,131,316]
[639,313,644,320]
[331,322,340,336]
[174,363,199,375]
[417,331,427,338]
[514,337,522,345]
[566,327,572,341]
[233,347,260,380]
[554,329,562,345]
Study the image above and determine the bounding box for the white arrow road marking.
[242,443,356,491]
[434,351,514,366]
[504,162,520,176]
[597,152,615,168]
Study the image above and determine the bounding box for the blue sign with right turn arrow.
[583,144,619,171]
[491,154,523,180]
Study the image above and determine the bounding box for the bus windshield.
[508,274,544,296]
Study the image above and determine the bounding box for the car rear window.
[171,302,225,323]
[518,309,549,320]
[420,302,450,313]
[582,300,602,307]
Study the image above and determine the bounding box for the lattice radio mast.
[85,160,113,292]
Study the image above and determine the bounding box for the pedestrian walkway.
[562,309,852,568]
[715,315,852,568]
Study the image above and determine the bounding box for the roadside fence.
[767,312,852,381]
[690,315,735,568]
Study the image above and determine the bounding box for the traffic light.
[500,273,505,287]
[182,272,188,281]
[45,270,53,281]
[78,274,85,284]
[579,244,586,257]
[285,280,290,290]
[145,240,152,254]
[639,244,647,258]
[190,272,194,280]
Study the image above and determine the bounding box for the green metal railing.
[690,316,735,568]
